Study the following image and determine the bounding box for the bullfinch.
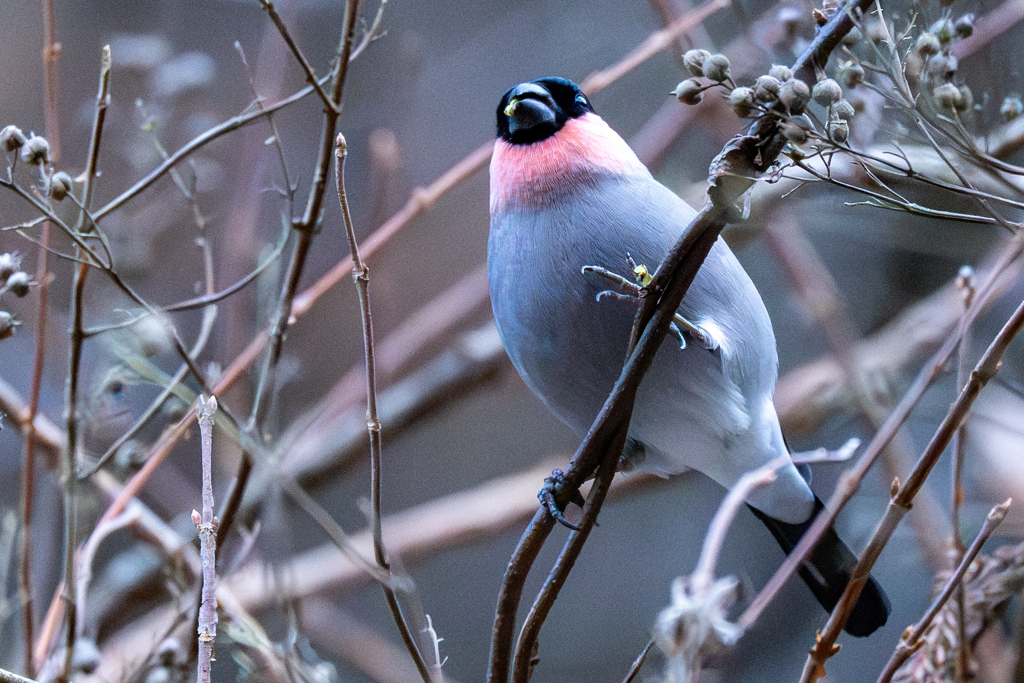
[487,77,889,637]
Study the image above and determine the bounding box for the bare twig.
[194,396,218,683]
[876,498,1011,683]
[56,46,111,680]
[248,0,361,433]
[799,294,1024,682]
[20,1,61,671]
[335,134,435,682]
[739,232,1024,635]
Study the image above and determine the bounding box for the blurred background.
[1,0,1023,681]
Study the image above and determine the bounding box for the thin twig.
[57,45,111,681]
[21,0,61,670]
[335,134,435,682]
[194,396,218,683]
[621,640,654,683]
[248,0,362,433]
[738,232,1024,635]
[799,294,1024,682]
[258,1,338,113]
[875,498,1011,683]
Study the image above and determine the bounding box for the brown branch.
[876,499,1011,683]
[799,294,1024,682]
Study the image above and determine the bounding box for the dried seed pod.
[832,98,856,120]
[768,64,793,82]
[839,61,864,88]
[0,311,18,340]
[813,78,843,106]
[683,49,711,77]
[674,78,705,105]
[933,82,963,110]
[0,253,21,282]
[20,135,50,164]
[954,14,974,38]
[1000,95,1024,121]
[49,171,73,201]
[915,32,941,56]
[702,54,731,82]
[727,86,756,117]
[0,125,27,152]
[828,117,849,142]
[5,271,31,298]
[753,75,782,102]
[778,79,811,113]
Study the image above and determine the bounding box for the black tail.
[748,497,890,637]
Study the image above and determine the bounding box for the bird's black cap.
[496,77,594,145]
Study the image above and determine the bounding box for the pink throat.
[489,113,647,212]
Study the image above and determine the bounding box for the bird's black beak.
[503,82,558,138]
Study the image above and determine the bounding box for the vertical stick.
[194,396,218,683]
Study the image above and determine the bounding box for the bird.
[487,76,890,637]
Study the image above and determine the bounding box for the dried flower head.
[839,61,864,88]
[954,13,974,38]
[683,49,712,78]
[832,98,856,120]
[926,53,958,82]
[49,171,74,201]
[20,135,50,165]
[655,576,741,683]
[778,79,811,113]
[932,82,963,110]
[5,272,31,298]
[727,86,756,117]
[0,311,16,340]
[702,54,731,83]
[753,75,782,102]
[829,117,849,142]
[916,32,941,56]
[929,18,955,44]
[674,78,705,105]
[768,64,793,82]
[813,78,843,106]
[0,125,27,153]
[0,253,22,282]
[1001,95,1024,121]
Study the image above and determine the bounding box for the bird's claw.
[673,315,719,352]
[539,469,585,531]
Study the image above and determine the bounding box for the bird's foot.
[673,315,719,351]
[539,469,586,531]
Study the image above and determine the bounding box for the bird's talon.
[669,322,687,349]
[539,469,584,531]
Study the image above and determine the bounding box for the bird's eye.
[574,94,587,106]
